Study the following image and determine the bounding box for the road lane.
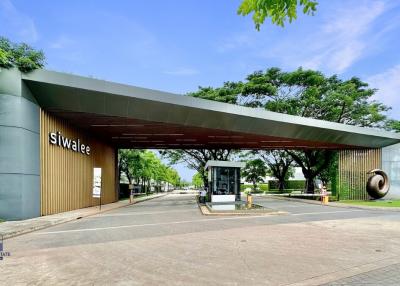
[1,194,400,286]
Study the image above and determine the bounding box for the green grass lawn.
[340,200,400,207]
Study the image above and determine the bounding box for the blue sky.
[1,0,400,181]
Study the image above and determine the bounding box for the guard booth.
[205,161,245,203]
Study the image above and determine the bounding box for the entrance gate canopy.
[22,69,400,150]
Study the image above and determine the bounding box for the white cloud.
[216,0,388,73]
[217,34,254,53]
[49,36,75,49]
[367,64,400,115]
[0,0,38,42]
[305,1,385,73]
[219,1,389,74]
[163,67,199,76]
[271,0,387,73]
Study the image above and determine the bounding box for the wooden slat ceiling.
[51,111,353,150]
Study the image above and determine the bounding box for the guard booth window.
[212,167,239,196]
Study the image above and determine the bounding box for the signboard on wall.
[49,131,91,155]
[93,168,102,198]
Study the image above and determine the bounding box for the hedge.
[240,183,269,193]
[268,180,306,190]
[240,181,307,193]
[267,189,297,194]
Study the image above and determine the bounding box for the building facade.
[0,69,117,220]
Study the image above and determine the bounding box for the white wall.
[292,167,306,180]
[382,143,400,199]
[240,167,305,184]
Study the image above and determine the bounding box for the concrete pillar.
[0,68,40,220]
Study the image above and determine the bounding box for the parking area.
[1,194,400,285]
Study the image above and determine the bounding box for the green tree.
[119,149,180,193]
[242,159,267,191]
[0,37,45,72]
[285,150,335,193]
[0,38,13,68]
[153,162,167,192]
[261,150,294,191]
[140,151,162,193]
[318,152,338,194]
[159,149,235,188]
[243,68,389,193]
[179,180,191,188]
[387,120,400,133]
[189,67,391,193]
[166,168,180,188]
[119,149,144,184]
[238,0,318,30]
[188,82,243,104]
[192,172,204,188]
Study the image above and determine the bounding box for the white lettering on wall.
[49,131,91,155]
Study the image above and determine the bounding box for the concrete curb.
[329,202,400,212]
[197,202,287,216]
[255,194,400,212]
[0,193,167,240]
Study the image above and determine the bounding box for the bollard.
[247,194,253,205]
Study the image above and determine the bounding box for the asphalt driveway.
[1,194,400,286]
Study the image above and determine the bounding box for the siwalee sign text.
[49,131,91,155]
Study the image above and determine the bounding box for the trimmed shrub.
[240,183,269,193]
[268,180,305,190]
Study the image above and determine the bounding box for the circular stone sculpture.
[366,169,390,199]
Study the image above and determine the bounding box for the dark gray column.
[0,68,40,220]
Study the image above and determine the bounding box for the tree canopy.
[387,120,400,133]
[192,172,204,188]
[0,37,45,73]
[159,149,235,187]
[188,67,394,193]
[190,67,391,127]
[119,149,180,191]
[242,159,267,191]
[261,150,294,191]
[245,68,389,127]
[238,0,318,30]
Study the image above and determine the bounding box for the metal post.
[100,179,102,211]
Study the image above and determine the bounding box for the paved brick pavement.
[323,263,400,286]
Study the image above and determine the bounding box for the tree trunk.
[305,176,315,194]
[278,178,285,192]
[202,173,209,189]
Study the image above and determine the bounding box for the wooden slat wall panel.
[338,149,382,200]
[40,110,117,216]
